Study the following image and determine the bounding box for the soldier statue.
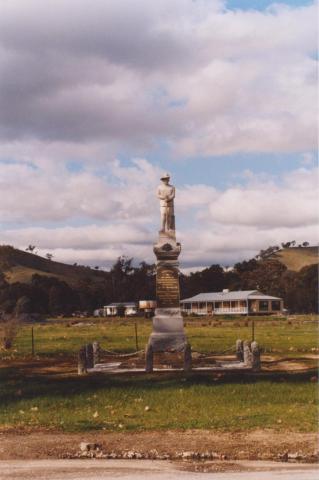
[157,173,175,233]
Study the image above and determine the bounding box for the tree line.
[0,248,317,316]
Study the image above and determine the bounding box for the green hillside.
[0,245,108,286]
[270,246,318,272]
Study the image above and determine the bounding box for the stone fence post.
[251,341,261,370]
[78,346,87,375]
[85,343,94,369]
[93,341,100,366]
[243,340,253,367]
[184,343,192,371]
[145,343,153,373]
[236,339,244,362]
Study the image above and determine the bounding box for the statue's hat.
[160,172,170,180]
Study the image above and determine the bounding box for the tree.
[0,313,19,349]
[26,245,36,253]
[180,264,225,298]
[48,285,65,315]
[15,295,32,315]
[282,265,318,313]
[110,256,134,301]
[255,245,280,260]
[46,253,53,261]
[0,272,8,289]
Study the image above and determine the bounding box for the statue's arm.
[167,186,175,201]
[157,187,167,200]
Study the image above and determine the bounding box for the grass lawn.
[0,369,317,433]
[1,314,318,359]
[0,315,317,433]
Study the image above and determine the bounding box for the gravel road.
[0,459,318,480]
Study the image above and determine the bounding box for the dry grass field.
[270,247,318,271]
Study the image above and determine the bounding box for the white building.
[103,302,138,316]
[181,290,283,315]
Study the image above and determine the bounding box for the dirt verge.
[0,430,317,462]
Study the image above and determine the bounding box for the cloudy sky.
[0,0,317,270]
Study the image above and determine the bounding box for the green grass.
[0,369,317,432]
[0,315,317,433]
[2,315,317,359]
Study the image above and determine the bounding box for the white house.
[103,302,138,316]
[181,290,283,315]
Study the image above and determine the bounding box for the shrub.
[0,313,19,349]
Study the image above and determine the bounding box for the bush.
[0,313,19,349]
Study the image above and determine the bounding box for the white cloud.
[1,160,318,268]
[0,158,161,223]
[0,0,316,158]
[0,1,317,269]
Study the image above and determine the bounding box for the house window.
[199,302,206,309]
[184,303,191,310]
[215,302,221,308]
[259,300,269,311]
[271,300,281,311]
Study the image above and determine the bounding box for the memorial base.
[147,307,187,352]
[146,225,191,372]
[147,333,187,352]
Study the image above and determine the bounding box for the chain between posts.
[100,348,145,357]
[99,346,237,357]
[191,345,237,356]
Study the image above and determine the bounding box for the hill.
[0,245,109,287]
[0,244,317,315]
[269,246,318,272]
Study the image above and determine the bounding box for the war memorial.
[77,174,261,375]
[145,173,191,372]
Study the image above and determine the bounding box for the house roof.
[181,290,282,302]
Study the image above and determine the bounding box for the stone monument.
[145,173,190,371]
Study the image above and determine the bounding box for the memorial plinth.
[146,174,190,370]
[149,232,186,351]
